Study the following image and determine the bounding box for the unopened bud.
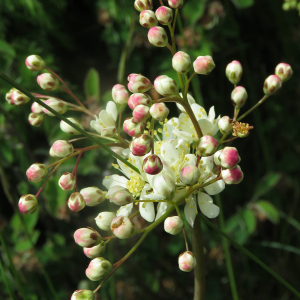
[143,154,163,175]
[110,188,133,206]
[25,55,46,71]
[179,165,200,186]
[231,86,247,108]
[193,56,215,75]
[86,257,112,281]
[49,146,56,157]
[221,165,243,184]
[18,194,38,214]
[164,216,183,235]
[5,88,16,105]
[95,212,116,231]
[60,118,84,135]
[83,240,106,259]
[128,93,152,110]
[68,192,86,212]
[37,73,59,91]
[52,140,74,157]
[28,113,45,127]
[133,105,150,123]
[148,26,168,47]
[74,228,101,247]
[218,116,232,134]
[275,63,293,82]
[31,101,44,114]
[154,75,178,96]
[155,6,173,25]
[111,216,137,239]
[178,251,196,272]
[140,10,158,28]
[226,60,243,85]
[123,117,145,137]
[11,90,30,106]
[219,147,240,169]
[58,172,76,191]
[198,135,218,156]
[26,163,48,183]
[112,84,129,105]
[42,98,67,116]
[71,290,94,300]
[134,0,153,12]
[130,134,152,156]
[172,51,191,74]
[80,187,105,207]
[263,75,282,95]
[213,149,223,166]
[128,74,152,93]
[168,0,184,9]
[150,103,170,121]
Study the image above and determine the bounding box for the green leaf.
[22,210,39,231]
[256,201,280,224]
[182,0,206,24]
[242,209,257,234]
[15,230,40,252]
[0,40,16,57]
[231,0,254,8]
[84,68,100,102]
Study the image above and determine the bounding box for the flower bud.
[179,165,200,186]
[26,163,48,183]
[111,216,137,239]
[37,73,59,91]
[83,240,106,259]
[74,228,101,247]
[71,290,94,300]
[31,101,44,114]
[58,172,76,191]
[134,0,153,12]
[172,51,191,74]
[133,104,150,123]
[130,134,152,156]
[218,116,232,134]
[219,147,240,169]
[178,251,196,272]
[80,187,105,207]
[140,10,158,28]
[123,117,146,137]
[52,140,74,157]
[164,216,183,235]
[128,93,152,110]
[68,192,86,212]
[42,98,67,116]
[49,146,56,157]
[193,56,215,75]
[18,194,38,214]
[198,135,218,156]
[275,63,293,82]
[86,257,112,281]
[11,90,30,106]
[5,88,16,105]
[168,0,184,9]
[60,118,84,135]
[213,149,223,166]
[110,188,133,206]
[231,86,248,108]
[143,154,163,175]
[221,165,243,184]
[154,75,179,96]
[112,84,129,105]
[263,75,282,95]
[28,113,45,127]
[95,212,116,231]
[127,74,152,93]
[25,55,46,71]
[155,6,173,25]
[226,60,243,85]
[148,26,168,47]
[149,103,170,121]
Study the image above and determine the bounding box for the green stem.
[0,256,16,300]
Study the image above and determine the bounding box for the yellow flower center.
[126,175,145,197]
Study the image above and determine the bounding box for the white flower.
[176,93,196,113]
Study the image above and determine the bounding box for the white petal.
[122,148,130,158]
[184,195,197,227]
[151,170,175,198]
[101,126,116,137]
[90,119,103,134]
[183,154,197,167]
[198,119,214,136]
[178,113,194,133]
[163,118,179,141]
[212,115,221,136]
[117,159,138,178]
[177,93,196,112]
[99,110,115,127]
[117,203,133,217]
[143,193,166,200]
[173,129,197,142]
[204,179,225,195]
[106,185,124,197]
[103,174,128,190]
[191,103,207,119]
[155,202,172,221]
[208,106,216,122]
[139,201,155,222]
[161,142,179,166]
[198,192,219,218]
[106,101,118,122]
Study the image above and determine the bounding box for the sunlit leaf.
[256,201,280,224]
[84,68,100,102]
[242,209,257,234]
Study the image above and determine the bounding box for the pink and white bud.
[275,63,293,82]
[168,0,184,9]
[95,212,116,231]
[60,118,84,135]
[31,101,44,114]
[164,216,184,235]
[5,88,16,105]
[130,134,152,156]
[221,165,243,184]
[149,103,170,121]
[226,60,243,85]
[128,93,152,110]
[231,86,248,108]
[26,163,48,183]
[86,257,112,281]
[179,165,200,186]
[154,75,179,96]
[140,10,158,28]
[111,216,137,239]
[148,26,168,47]
[11,90,30,106]
[213,149,223,166]
[143,154,163,175]
[37,73,59,91]
[83,240,106,259]
[52,140,74,157]
[263,75,282,95]
[155,6,173,25]
[18,194,38,214]
[25,55,46,71]
[112,84,129,105]
[58,172,76,191]
[68,192,86,212]
[123,117,146,137]
[132,104,150,123]
[172,51,191,74]
[219,147,240,169]
[80,187,105,207]
[42,98,67,116]
[28,113,45,127]
[134,0,153,12]
[49,147,56,157]
[198,135,218,156]
[127,74,152,93]
[178,251,196,272]
[71,290,94,300]
[74,228,101,247]
[193,56,215,75]
[110,188,133,206]
[218,116,232,134]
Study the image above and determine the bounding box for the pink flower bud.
[83,240,106,259]
[60,118,84,135]
[123,117,146,137]
[226,60,243,85]
[198,135,218,156]
[134,0,153,12]
[74,228,101,247]
[154,75,178,96]
[143,154,163,175]
[275,63,293,82]
[71,290,94,300]
[168,0,184,9]
[130,134,152,156]
[193,55,215,75]
[95,212,116,231]
[25,55,46,71]
[52,140,74,157]
[128,93,152,110]
[178,251,196,272]
[218,116,232,134]
[140,10,158,28]
[68,192,86,212]
[148,26,168,47]
[112,84,129,105]
[149,103,170,121]
[213,149,223,166]
[155,6,173,25]
[80,187,104,206]
[31,101,44,114]
[49,147,56,157]
[37,73,59,91]
[172,51,191,74]
[221,165,243,184]
[164,216,184,235]
[132,104,150,123]
[111,216,137,239]
[219,147,240,169]
[231,86,248,108]
[26,163,48,183]
[85,257,112,281]
[58,172,76,191]
[5,88,16,105]
[42,98,67,116]
[18,194,38,214]
[28,113,45,127]
[11,90,30,106]
[263,75,282,95]
[179,165,200,186]
[109,189,133,206]
[127,73,152,93]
